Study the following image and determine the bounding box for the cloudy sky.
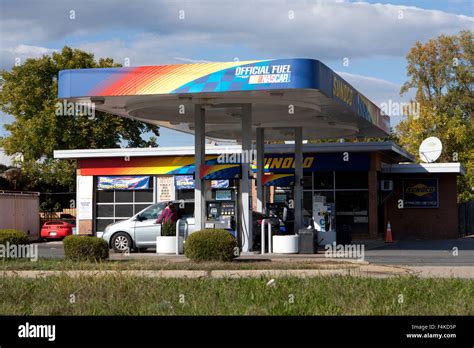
[0,0,472,146]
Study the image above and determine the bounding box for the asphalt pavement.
[362,239,474,266]
[33,238,474,266]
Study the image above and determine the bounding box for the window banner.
[175,175,195,190]
[97,176,150,190]
[211,180,229,188]
[175,176,230,189]
[403,178,439,208]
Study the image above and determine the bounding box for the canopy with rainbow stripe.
[58,58,390,141]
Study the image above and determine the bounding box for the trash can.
[336,224,352,245]
[298,228,317,254]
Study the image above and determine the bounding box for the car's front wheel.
[111,232,132,253]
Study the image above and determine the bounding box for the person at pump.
[156,202,178,224]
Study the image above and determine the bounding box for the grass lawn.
[0,258,356,271]
[0,275,472,315]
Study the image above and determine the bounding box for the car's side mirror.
[136,215,145,221]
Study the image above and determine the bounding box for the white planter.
[156,236,183,254]
[272,235,299,254]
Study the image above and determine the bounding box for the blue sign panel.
[258,153,370,173]
[175,175,195,190]
[97,176,150,190]
[403,178,439,208]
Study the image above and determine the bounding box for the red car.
[40,221,73,240]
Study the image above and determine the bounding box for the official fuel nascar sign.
[235,64,291,84]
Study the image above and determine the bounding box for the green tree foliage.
[0,46,159,191]
[397,30,473,202]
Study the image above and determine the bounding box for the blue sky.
[0,0,472,146]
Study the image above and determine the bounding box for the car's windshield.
[138,202,166,220]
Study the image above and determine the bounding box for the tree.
[0,46,160,191]
[396,30,473,202]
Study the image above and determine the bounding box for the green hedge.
[0,229,29,245]
[184,229,238,262]
[63,235,109,262]
[161,220,176,236]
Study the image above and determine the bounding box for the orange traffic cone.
[385,221,393,243]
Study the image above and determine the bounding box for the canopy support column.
[240,104,252,252]
[294,127,303,233]
[256,127,265,213]
[194,104,206,231]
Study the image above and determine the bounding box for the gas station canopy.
[58,58,390,141]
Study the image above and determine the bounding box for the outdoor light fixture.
[90,97,105,105]
[178,95,192,101]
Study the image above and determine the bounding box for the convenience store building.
[54,141,464,242]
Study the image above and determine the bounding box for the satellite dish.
[419,137,442,163]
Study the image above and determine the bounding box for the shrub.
[63,235,109,262]
[161,220,176,237]
[0,229,29,245]
[184,229,238,262]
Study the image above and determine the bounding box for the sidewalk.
[2,263,473,278]
[404,266,474,279]
[112,251,369,263]
[0,264,410,279]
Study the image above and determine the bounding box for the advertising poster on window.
[158,176,175,202]
[97,176,150,190]
[77,176,93,220]
[211,180,229,188]
[403,178,438,208]
[175,175,195,190]
[174,176,229,189]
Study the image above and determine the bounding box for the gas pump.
[313,196,336,245]
[266,203,285,219]
[266,202,291,234]
[205,180,238,238]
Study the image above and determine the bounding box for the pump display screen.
[215,190,232,201]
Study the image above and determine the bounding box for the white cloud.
[4,44,56,56]
[0,0,471,67]
[0,44,57,71]
[174,57,212,64]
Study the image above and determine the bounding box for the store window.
[335,190,369,234]
[177,189,194,201]
[313,191,335,204]
[303,191,313,214]
[314,172,334,190]
[335,172,368,189]
[303,173,313,190]
[301,170,368,234]
[95,177,154,232]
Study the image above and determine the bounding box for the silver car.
[101,201,195,252]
